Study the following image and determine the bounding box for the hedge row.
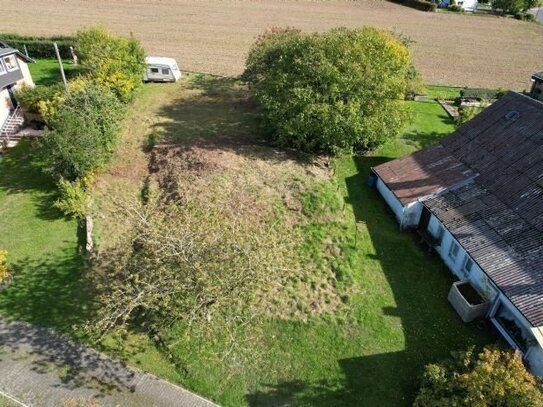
[460,88,506,100]
[0,33,75,59]
[388,0,437,12]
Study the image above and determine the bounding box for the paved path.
[0,318,216,407]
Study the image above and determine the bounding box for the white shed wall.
[376,177,405,225]
[17,59,34,88]
[428,214,498,301]
[0,88,12,128]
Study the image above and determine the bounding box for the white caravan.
[144,56,181,82]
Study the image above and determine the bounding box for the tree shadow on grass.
[0,139,65,221]
[0,248,88,333]
[149,74,317,167]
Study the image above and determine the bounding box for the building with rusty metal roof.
[371,91,543,375]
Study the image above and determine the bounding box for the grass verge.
[28,59,83,86]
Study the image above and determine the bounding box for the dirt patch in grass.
[3,0,543,90]
[95,75,354,321]
[148,138,350,319]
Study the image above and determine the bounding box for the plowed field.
[3,0,543,89]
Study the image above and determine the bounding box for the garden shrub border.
[0,33,75,59]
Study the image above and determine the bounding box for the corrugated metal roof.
[374,92,543,327]
[425,183,543,328]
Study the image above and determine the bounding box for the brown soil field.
[2,0,542,89]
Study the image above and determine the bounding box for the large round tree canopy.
[243,27,413,154]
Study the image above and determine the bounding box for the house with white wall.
[371,92,543,376]
[439,0,478,11]
[0,42,34,138]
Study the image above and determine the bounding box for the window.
[3,55,18,72]
[434,224,445,245]
[161,68,170,75]
[493,303,534,352]
[0,61,5,75]
[150,68,159,73]
[448,241,460,261]
[462,256,474,276]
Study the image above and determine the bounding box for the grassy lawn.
[425,85,462,101]
[0,141,86,331]
[0,394,19,407]
[91,77,495,406]
[28,59,84,86]
[0,77,495,406]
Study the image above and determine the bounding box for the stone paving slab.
[0,318,216,407]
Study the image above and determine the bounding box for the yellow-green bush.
[414,346,543,406]
[0,250,10,285]
[76,27,146,102]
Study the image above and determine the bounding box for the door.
[418,206,431,231]
[6,85,18,109]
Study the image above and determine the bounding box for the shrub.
[54,177,91,219]
[460,87,504,100]
[456,105,484,125]
[76,28,146,102]
[15,84,65,117]
[448,4,464,11]
[514,12,536,20]
[243,27,412,154]
[406,65,426,100]
[42,82,123,180]
[0,250,10,285]
[0,33,75,59]
[414,347,543,406]
[493,0,541,14]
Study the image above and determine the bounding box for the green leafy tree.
[243,27,413,154]
[42,82,123,180]
[492,0,541,14]
[414,346,543,407]
[76,27,146,102]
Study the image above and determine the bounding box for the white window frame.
[462,256,474,276]
[3,55,18,72]
[0,60,5,75]
[448,241,460,262]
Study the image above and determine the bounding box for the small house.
[0,42,34,137]
[371,92,543,376]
